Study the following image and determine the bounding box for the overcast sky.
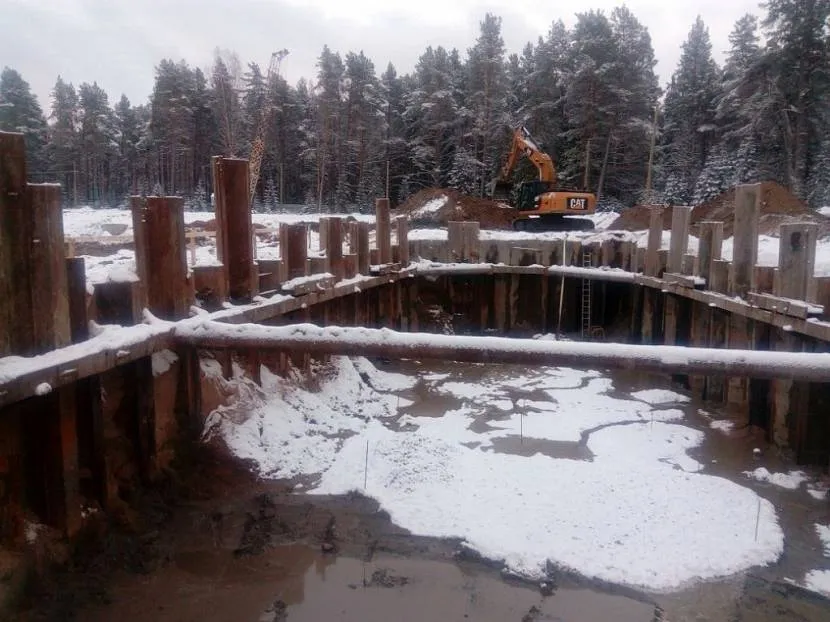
[3,0,762,112]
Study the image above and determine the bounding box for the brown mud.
[397,187,516,229]
[609,181,830,237]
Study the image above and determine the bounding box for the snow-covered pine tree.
[466,13,509,196]
[693,144,733,205]
[447,148,482,196]
[761,0,830,199]
[264,176,278,212]
[0,67,48,173]
[658,17,721,204]
[48,76,80,201]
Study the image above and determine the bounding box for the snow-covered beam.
[174,321,830,383]
[413,261,638,283]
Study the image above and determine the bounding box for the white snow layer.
[411,196,448,218]
[209,357,785,592]
[743,467,808,490]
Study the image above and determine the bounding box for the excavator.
[487,126,596,231]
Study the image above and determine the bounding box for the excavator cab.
[516,180,552,211]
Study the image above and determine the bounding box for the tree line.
[1,0,829,212]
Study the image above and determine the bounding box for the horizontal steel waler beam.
[175,320,830,383]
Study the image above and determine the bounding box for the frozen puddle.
[207,356,786,593]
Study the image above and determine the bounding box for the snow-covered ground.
[804,523,830,597]
[204,356,803,593]
[62,206,374,239]
[63,208,376,285]
[62,207,830,283]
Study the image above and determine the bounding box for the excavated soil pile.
[397,187,516,229]
[609,182,830,237]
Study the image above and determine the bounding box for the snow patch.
[35,382,52,396]
[743,467,808,490]
[352,357,417,391]
[804,570,830,597]
[151,349,179,377]
[411,195,448,218]
[313,421,783,591]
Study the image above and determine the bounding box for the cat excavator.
[487,126,596,231]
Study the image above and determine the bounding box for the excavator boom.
[487,125,596,232]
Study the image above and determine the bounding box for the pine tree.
[48,76,80,201]
[402,46,462,191]
[762,0,830,198]
[211,52,244,157]
[150,59,198,194]
[562,11,618,193]
[78,82,118,204]
[658,17,721,204]
[466,13,509,195]
[381,63,408,203]
[315,45,345,209]
[0,67,48,173]
[113,94,140,199]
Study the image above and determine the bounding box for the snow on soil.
[412,196,448,218]
[803,525,830,597]
[816,524,830,556]
[62,207,373,238]
[209,357,785,591]
[804,570,830,597]
[743,467,809,490]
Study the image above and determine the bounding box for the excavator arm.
[488,126,556,200]
[497,126,556,183]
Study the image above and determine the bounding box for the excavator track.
[512,215,595,232]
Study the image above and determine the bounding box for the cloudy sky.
[3,0,761,111]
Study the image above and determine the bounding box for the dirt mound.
[608,182,830,237]
[607,204,671,231]
[397,187,515,229]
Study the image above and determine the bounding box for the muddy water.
[59,358,830,622]
[81,544,654,622]
[283,553,653,622]
[382,359,830,621]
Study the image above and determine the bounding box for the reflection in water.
[280,552,656,622]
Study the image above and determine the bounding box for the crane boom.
[248,49,288,206]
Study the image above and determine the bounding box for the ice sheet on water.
[211,356,785,592]
[313,420,783,591]
[587,422,704,473]
[631,388,691,405]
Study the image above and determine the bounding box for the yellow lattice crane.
[248,49,289,206]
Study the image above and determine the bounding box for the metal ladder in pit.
[580,250,592,338]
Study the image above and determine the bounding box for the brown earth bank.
[7,440,830,622]
[609,181,830,237]
[397,187,516,229]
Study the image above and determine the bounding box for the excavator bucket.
[487,179,513,202]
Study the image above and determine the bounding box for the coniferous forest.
[1,2,829,212]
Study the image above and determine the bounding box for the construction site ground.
[397,182,830,237]
[608,182,830,237]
